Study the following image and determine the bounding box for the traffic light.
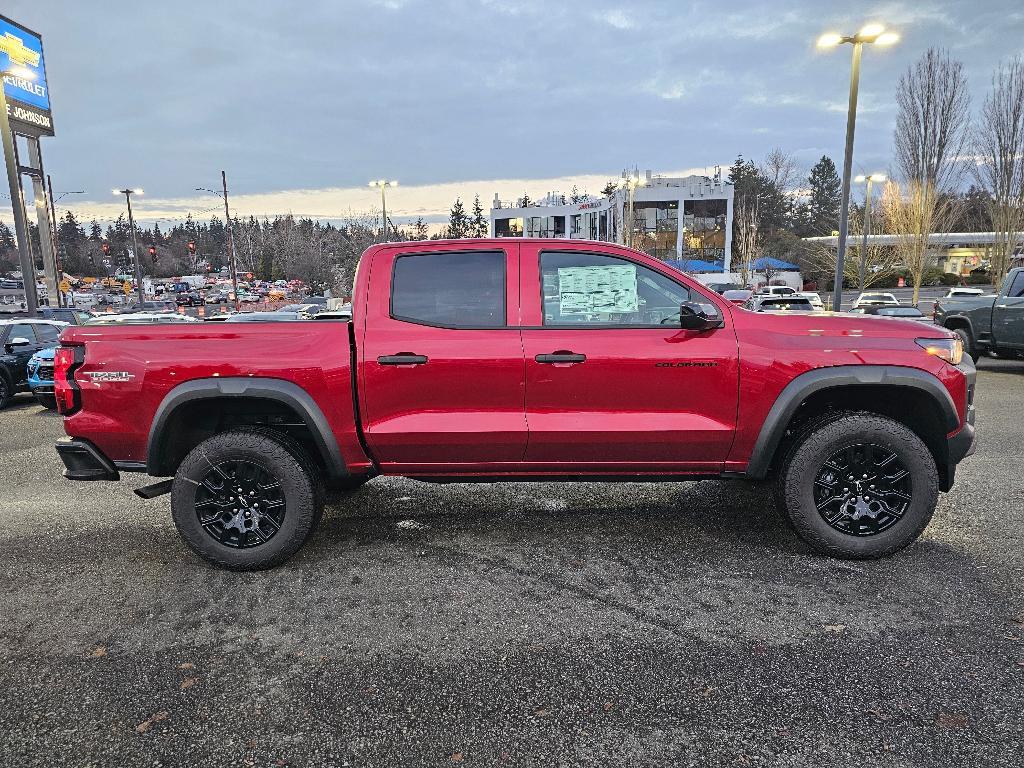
[187,240,196,255]
[101,241,110,256]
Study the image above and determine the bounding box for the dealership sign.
[0,15,53,135]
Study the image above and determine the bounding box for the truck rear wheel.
[170,429,323,570]
[777,412,938,559]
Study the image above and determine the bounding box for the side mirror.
[678,301,724,331]
[6,336,31,348]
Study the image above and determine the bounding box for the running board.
[134,479,174,499]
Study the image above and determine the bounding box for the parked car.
[311,307,353,321]
[796,292,825,310]
[27,346,57,409]
[850,306,930,322]
[852,292,900,309]
[123,300,177,314]
[53,238,976,570]
[237,291,260,303]
[10,307,97,325]
[943,287,987,298]
[722,289,753,305]
[175,292,203,307]
[744,295,815,312]
[205,291,229,305]
[933,266,1024,361]
[0,319,66,409]
[756,285,797,297]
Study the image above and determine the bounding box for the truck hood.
[731,308,954,341]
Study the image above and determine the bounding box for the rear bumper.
[55,438,120,481]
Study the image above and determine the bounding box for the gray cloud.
[7,0,1024,214]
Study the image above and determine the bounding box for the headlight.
[916,337,963,365]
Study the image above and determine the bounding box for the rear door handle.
[535,351,586,364]
[377,353,428,365]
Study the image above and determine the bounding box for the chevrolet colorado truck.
[933,267,1024,361]
[53,239,977,569]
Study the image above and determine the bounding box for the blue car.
[27,347,57,409]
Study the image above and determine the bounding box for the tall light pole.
[197,171,240,311]
[817,24,898,311]
[854,173,886,289]
[113,188,145,308]
[368,179,398,242]
[1,65,39,313]
[620,170,647,250]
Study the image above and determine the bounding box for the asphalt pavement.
[1,358,1022,767]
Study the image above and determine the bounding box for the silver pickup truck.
[933,267,1024,361]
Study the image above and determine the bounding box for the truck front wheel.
[777,413,938,559]
[951,327,979,363]
[170,429,323,570]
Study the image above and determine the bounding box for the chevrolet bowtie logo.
[0,32,40,68]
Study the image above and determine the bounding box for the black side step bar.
[134,479,174,499]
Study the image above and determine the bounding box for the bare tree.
[971,57,1024,287]
[892,48,971,302]
[734,194,760,287]
[808,204,900,291]
[761,147,800,193]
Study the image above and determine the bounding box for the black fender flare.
[939,313,976,339]
[146,376,348,480]
[744,365,959,479]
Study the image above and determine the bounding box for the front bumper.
[55,438,120,481]
[940,357,978,491]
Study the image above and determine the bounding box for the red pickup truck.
[53,239,976,569]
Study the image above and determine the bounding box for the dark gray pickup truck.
[934,267,1024,361]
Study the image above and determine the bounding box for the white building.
[490,170,734,277]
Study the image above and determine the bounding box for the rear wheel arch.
[146,377,349,481]
[746,366,959,482]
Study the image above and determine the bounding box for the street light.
[368,179,398,242]
[113,188,145,308]
[854,173,886,289]
[0,66,40,313]
[620,172,647,249]
[196,171,240,311]
[817,23,898,311]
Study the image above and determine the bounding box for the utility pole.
[222,170,240,312]
[114,188,145,308]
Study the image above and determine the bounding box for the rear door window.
[391,251,505,328]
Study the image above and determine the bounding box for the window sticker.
[557,265,638,314]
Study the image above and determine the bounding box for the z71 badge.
[84,371,136,383]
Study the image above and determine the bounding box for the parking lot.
[0,359,1021,767]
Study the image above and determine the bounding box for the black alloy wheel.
[194,459,286,548]
[813,443,911,537]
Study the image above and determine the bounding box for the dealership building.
[490,170,734,275]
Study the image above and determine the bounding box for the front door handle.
[535,351,586,364]
[377,353,428,365]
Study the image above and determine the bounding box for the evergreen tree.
[600,180,618,197]
[413,217,429,240]
[447,198,469,238]
[89,220,102,241]
[470,194,487,238]
[798,156,841,236]
[569,185,584,204]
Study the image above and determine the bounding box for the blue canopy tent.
[663,258,725,274]
[751,256,800,271]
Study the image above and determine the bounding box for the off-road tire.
[777,412,938,559]
[171,428,323,570]
[0,374,11,410]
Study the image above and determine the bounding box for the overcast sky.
[6,0,1024,227]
